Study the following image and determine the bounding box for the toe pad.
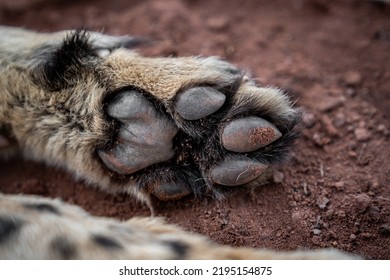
[210,159,268,186]
[176,87,226,120]
[221,117,282,153]
[150,182,192,201]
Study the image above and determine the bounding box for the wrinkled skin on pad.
[98,91,178,175]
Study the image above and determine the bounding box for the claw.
[210,159,268,186]
[175,87,226,120]
[221,117,282,153]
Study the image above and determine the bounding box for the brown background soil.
[0,0,389,259]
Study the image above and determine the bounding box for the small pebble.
[318,96,346,112]
[316,196,330,209]
[377,124,386,132]
[377,124,389,135]
[354,193,372,213]
[368,206,381,219]
[333,113,346,127]
[312,133,331,146]
[325,209,334,219]
[354,128,370,142]
[207,16,229,31]
[313,229,322,235]
[348,151,357,158]
[273,171,284,183]
[302,112,317,128]
[321,115,339,136]
[291,211,305,222]
[343,71,362,86]
[334,181,345,188]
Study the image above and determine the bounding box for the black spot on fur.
[92,234,123,250]
[0,216,23,244]
[51,236,77,259]
[164,240,189,259]
[33,30,98,92]
[24,203,61,215]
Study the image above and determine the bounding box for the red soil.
[0,0,389,259]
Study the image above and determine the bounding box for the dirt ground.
[0,0,389,259]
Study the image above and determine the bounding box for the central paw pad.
[98,90,178,175]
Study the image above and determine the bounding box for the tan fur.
[0,26,356,259]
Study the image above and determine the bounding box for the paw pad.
[149,182,193,201]
[98,90,178,175]
[175,87,226,120]
[210,159,268,186]
[221,117,282,153]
